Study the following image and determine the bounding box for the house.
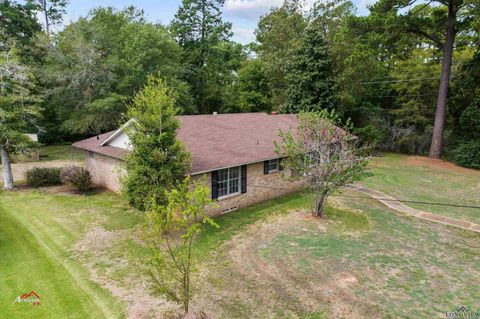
[73,113,304,215]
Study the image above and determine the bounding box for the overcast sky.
[64,0,376,44]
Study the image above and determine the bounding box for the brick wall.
[85,153,302,215]
[85,152,124,193]
[192,162,303,216]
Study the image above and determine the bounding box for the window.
[88,151,94,158]
[217,166,240,198]
[267,159,279,172]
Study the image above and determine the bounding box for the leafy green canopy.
[0,48,42,154]
[123,75,191,211]
[40,7,190,141]
[255,1,307,109]
[171,0,245,114]
[284,22,337,113]
[0,0,42,62]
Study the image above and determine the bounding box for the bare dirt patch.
[197,210,379,319]
[405,155,480,174]
[74,227,179,319]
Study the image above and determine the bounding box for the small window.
[88,151,94,158]
[217,166,241,198]
[267,159,279,172]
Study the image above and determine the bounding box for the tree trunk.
[0,145,14,190]
[429,2,457,159]
[314,191,328,218]
[42,0,50,35]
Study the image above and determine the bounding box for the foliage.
[27,0,68,34]
[275,111,369,217]
[39,7,189,139]
[0,0,42,61]
[25,167,61,187]
[171,0,243,114]
[0,46,42,189]
[123,75,191,211]
[284,22,337,113]
[60,166,92,192]
[145,176,218,313]
[255,1,307,109]
[450,141,480,169]
[236,59,272,113]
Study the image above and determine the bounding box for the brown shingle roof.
[73,113,299,174]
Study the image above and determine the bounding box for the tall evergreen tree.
[368,0,478,158]
[123,75,191,211]
[255,0,306,109]
[0,0,42,60]
[171,0,234,114]
[27,0,68,35]
[284,23,337,113]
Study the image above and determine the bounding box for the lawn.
[362,153,480,224]
[38,145,84,162]
[0,189,137,319]
[0,154,479,318]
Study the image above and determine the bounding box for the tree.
[39,7,189,140]
[0,47,42,189]
[0,0,42,61]
[284,22,337,113]
[368,0,478,158]
[27,0,68,35]
[237,59,272,113]
[255,0,307,109]
[123,75,191,210]
[145,176,217,314]
[171,0,235,114]
[390,49,441,154]
[275,111,368,217]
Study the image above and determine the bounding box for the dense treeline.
[1,0,479,167]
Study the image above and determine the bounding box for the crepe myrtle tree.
[275,111,369,217]
[0,47,42,190]
[145,176,218,314]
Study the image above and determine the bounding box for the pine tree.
[284,23,337,113]
[171,0,233,114]
[123,75,191,210]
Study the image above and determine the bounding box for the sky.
[64,0,376,44]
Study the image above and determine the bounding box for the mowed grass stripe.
[0,194,124,319]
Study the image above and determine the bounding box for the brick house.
[73,113,304,215]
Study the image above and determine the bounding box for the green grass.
[1,154,479,318]
[38,145,84,162]
[201,190,480,318]
[0,189,140,319]
[362,153,480,224]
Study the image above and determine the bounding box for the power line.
[247,184,480,210]
[357,77,440,85]
[369,93,438,98]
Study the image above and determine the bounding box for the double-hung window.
[217,166,240,198]
[267,159,279,172]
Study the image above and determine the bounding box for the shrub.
[450,141,480,169]
[25,167,62,187]
[60,166,92,192]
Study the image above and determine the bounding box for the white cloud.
[225,0,283,20]
[232,26,257,43]
[356,0,378,15]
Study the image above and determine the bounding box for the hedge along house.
[73,113,304,215]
